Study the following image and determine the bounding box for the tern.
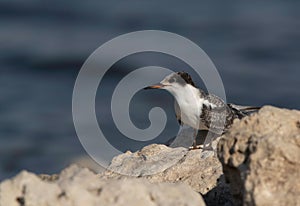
[144,71,260,149]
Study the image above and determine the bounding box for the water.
[0,0,299,180]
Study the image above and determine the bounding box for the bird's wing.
[201,94,235,134]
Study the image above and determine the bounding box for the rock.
[0,171,62,206]
[100,143,233,205]
[2,105,299,206]
[105,144,188,176]
[0,165,205,206]
[217,106,300,206]
[98,179,205,206]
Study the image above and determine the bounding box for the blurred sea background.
[0,0,299,180]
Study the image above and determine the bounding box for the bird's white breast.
[172,84,209,129]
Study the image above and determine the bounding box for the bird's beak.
[144,83,164,90]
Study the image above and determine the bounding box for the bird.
[144,71,260,150]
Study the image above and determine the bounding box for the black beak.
[144,83,164,90]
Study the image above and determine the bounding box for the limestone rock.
[0,170,61,206]
[101,143,233,205]
[98,179,205,206]
[0,165,205,206]
[217,106,300,206]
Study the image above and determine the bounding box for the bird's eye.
[169,78,175,83]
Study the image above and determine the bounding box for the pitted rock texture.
[0,165,205,206]
[100,143,233,205]
[218,106,300,206]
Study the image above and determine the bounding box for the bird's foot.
[188,145,203,150]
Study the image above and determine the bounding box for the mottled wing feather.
[201,94,235,134]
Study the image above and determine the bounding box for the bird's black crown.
[176,72,196,87]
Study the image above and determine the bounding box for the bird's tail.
[228,103,261,118]
[228,103,261,111]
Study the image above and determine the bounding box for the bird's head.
[144,72,196,95]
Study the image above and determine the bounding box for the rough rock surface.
[3,105,298,206]
[0,165,205,206]
[218,106,300,206]
[100,143,232,205]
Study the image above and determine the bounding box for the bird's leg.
[203,141,214,151]
[202,132,215,151]
[189,129,202,150]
